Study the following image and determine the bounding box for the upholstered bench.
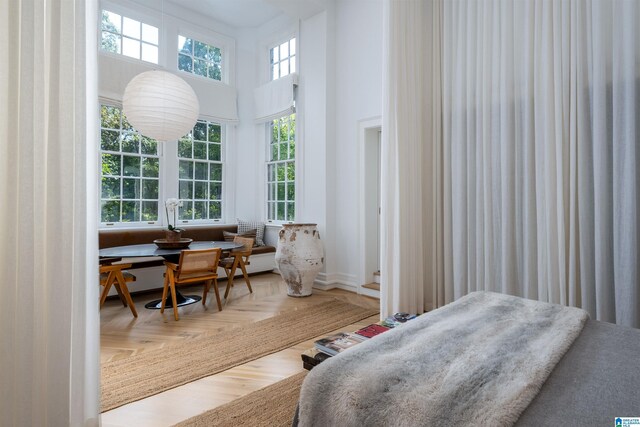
[99,225,276,293]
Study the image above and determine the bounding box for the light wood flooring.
[100,272,380,427]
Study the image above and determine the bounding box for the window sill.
[265,221,295,228]
[99,221,232,231]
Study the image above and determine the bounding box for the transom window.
[267,114,295,221]
[101,10,159,64]
[178,120,224,221]
[100,104,160,224]
[270,37,296,81]
[178,36,222,81]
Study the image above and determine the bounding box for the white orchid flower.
[165,198,181,210]
[165,198,184,231]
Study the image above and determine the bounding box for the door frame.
[358,116,382,293]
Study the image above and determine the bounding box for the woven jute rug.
[101,300,377,411]
[175,371,307,427]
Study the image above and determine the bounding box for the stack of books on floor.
[353,323,391,338]
[302,312,419,370]
[314,332,368,356]
[381,312,418,328]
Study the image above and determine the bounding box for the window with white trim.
[100,104,160,224]
[178,36,222,81]
[266,114,295,222]
[101,10,159,64]
[178,120,224,221]
[270,37,296,81]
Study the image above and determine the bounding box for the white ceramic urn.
[275,223,324,297]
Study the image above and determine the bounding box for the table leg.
[146,254,201,310]
[145,291,202,309]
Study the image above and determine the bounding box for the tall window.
[101,10,159,64]
[178,36,222,81]
[267,114,295,221]
[270,37,296,80]
[100,105,160,224]
[178,120,224,221]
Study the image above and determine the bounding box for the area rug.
[175,371,307,427]
[101,300,377,411]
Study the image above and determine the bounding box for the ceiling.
[165,0,327,28]
[165,0,285,28]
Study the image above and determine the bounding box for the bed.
[294,292,640,426]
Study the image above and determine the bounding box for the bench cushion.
[249,246,275,255]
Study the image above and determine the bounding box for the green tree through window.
[101,11,120,53]
[267,114,295,221]
[100,104,160,223]
[177,120,224,221]
[178,36,222,81]
[100,10,158,63]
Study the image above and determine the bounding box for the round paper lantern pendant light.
[123,70,199,142]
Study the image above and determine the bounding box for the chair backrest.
[177,248,222,276]
[233,236,254,257]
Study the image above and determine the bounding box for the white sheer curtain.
[0,0,100,425]
[381,0,441,317]
[383,0,640,328]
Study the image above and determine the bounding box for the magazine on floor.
[354,324,391,339]
[314,332,367,356]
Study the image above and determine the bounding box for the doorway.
[358,117,382,295]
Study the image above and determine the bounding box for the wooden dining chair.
[99,263,138,318]
[220,236,254,300]
[161,247,222,321]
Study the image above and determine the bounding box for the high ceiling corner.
[165,0,283,28]
[164,0,327,28]
[264,0,327,21]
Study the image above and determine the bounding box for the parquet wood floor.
[100,272,380,427]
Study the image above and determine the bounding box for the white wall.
[332,0,383,287]
[232,28,259,221]
[298,10,332,281]
[245,13,298,227]
[259,0,383,291]
[227,1,383,291]
[244,7,337,283]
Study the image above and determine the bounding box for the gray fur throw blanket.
[298,291,589,427]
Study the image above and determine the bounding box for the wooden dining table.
[99,241,243,309]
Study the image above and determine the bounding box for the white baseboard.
[270,270,357,292]
[314,273,381,300]
[358,286,380,299]
[313,273,358,293]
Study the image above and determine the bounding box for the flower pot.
[165,230,183,242]
[275,223,324,297]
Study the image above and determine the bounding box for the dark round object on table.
[153,238,193,249]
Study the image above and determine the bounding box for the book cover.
[381,318,399,328]
[314,332,366,356]
[354,324,391,339]
[382,313,418,328]
[393,312,417,322]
